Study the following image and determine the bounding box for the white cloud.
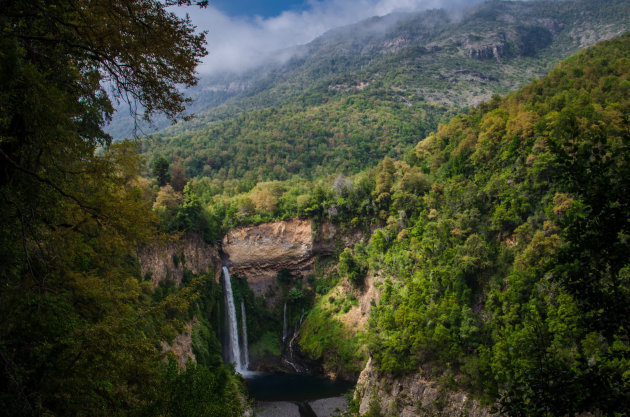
[176,0,481,75]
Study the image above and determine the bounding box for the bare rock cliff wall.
[355,357,493,417]
[137,232,221,286]
[222,219,363,305]
[222,219,314,303]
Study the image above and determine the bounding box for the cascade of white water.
[282,302,288,343]
[240,300,249,369]
[217,302,223,357]
[284,308,308,373]
[222,266,243,373]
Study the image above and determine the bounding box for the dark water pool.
[245,373,354,402]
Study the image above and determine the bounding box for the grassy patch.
[250,331,281,357]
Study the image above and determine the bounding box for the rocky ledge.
[223,219,313,267]
[222,219,315,301]
[222,219,364,305]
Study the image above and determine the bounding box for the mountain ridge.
[107,0,630,140]
[134,0,630,198]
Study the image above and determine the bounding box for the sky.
[210,0,309,18]
[175,0,482,75]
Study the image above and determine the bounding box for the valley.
[2,1,630,416]
[141,25,630,416]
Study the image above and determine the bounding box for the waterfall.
[222,266,244,373]
[282,302,288,343]
[283,308,308,373]
[240,300,249,369]
[216,302,222,356]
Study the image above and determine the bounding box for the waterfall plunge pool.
[246,373,354,402]
[222,266,353,412]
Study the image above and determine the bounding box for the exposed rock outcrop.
[161,319,197,368]
[316,222,365,254]
[222,219,366,306]
[335,272,380,338]
[464,33,508,61]
[137,232,221,286]
[222,219,314,301]
[223,219,313,267]
[355,358,492,417]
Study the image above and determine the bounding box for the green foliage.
[153,156,171,186]
[298,306,366,375]
[288,288,305,303]
[250,331,282,357]
[0,1,247,415]
[363,397,383,417]
[189,275,225,368]
[122,0,630,147]
[338,247,367,286]
[355,32,630,415]
[159,357,243,417]
[229,272,281,348]
[172,185,222,242]
[143,91,447,186]
[313,258,342,295]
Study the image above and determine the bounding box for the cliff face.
[137,234,220,368]
[355,358,492,417]
[223,219,313,267]
[222,219,314,302]
[161,319,197,368]
[137,232,221,286]
[222,219,364,304]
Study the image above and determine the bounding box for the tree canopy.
[0,1,243,416]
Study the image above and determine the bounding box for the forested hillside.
[143,93,451,183]
[3,0,630,415]
[300,32,630,415]
[138,0,630,192]
[141,30,630,415]
[0,1,245,416]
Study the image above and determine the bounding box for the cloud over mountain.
[180,0,481,75]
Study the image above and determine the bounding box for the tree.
[153,156,172,186]
[0,0,208,278]
[0,2,246,416]
[338,247,366,286]
[170,161,188,192]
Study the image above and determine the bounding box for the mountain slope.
[186,0,630,127]
[309,31,630,415]
[139,0,630,190]
[147,33,630,415]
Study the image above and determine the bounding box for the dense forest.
[360,33,630,415]
[143,90,451,183]
[2,0,630,416]
[0,1,245,415]
[108,0,630,139]
[145,32,630,416]
[138,0,630,200]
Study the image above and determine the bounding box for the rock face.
[309,397,348,417]
[223,219,313,267]
[465,34,509,61]
[137,234,219,369]
[253,397,347,417]
[222,219,365,305]
[222,219,315,301]
[161,319,197,368]
[137,232,221,286]
[355,358,493,417]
